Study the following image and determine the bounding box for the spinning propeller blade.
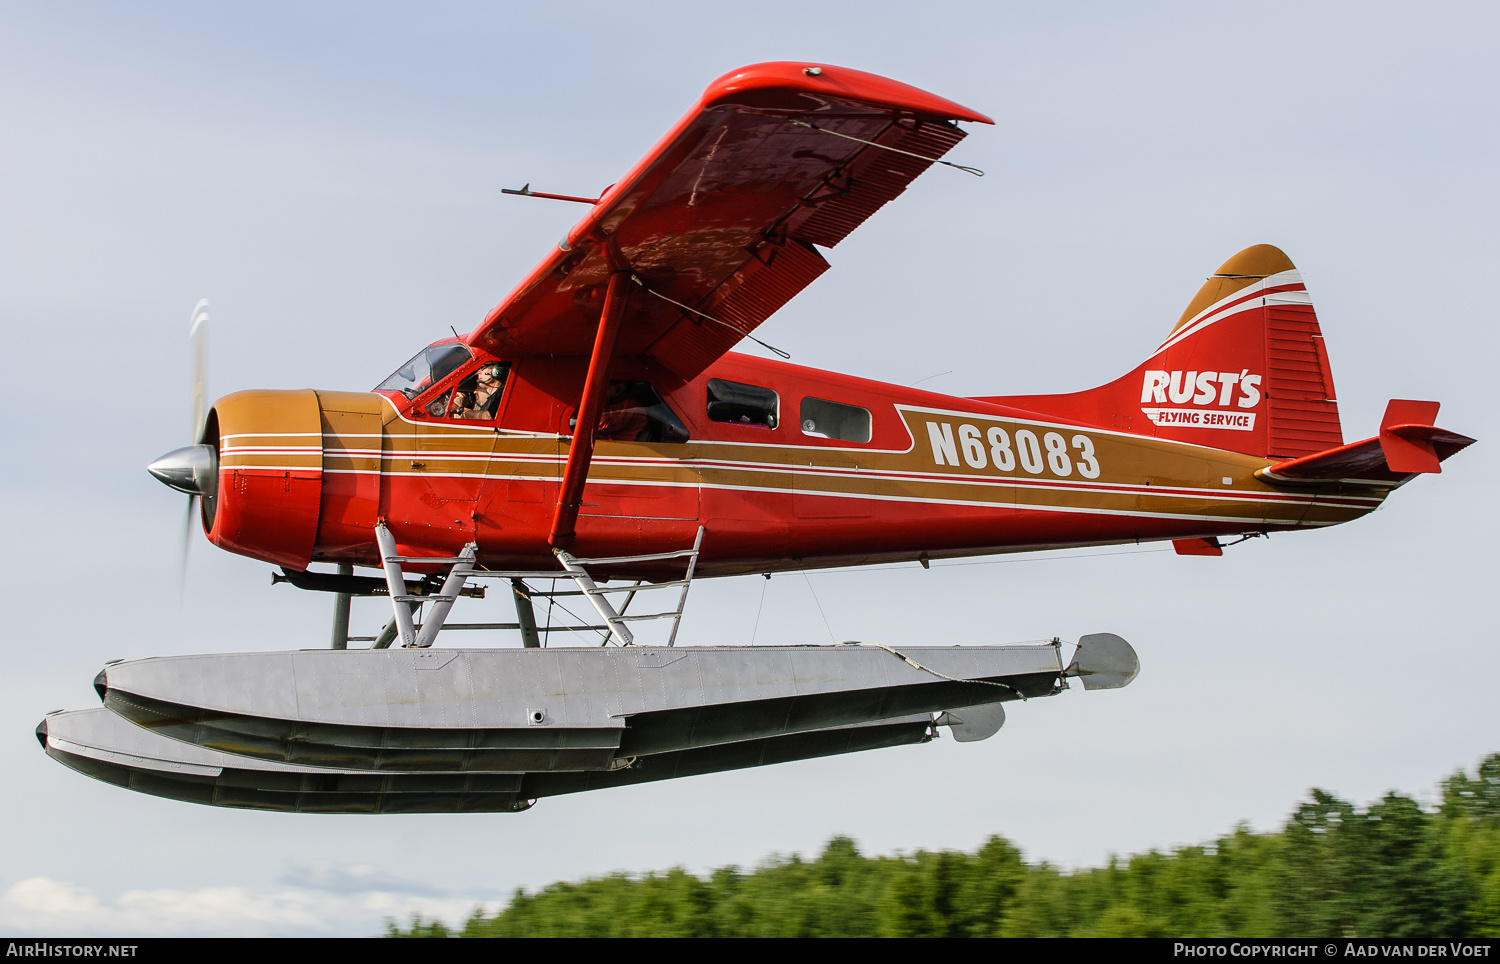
[189,299,208,443]
[179,494,197,593]
[183,300,208,583]
[147,300,213,591]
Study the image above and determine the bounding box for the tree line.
[389,753,1500,937]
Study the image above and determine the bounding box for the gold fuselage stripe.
[215,401,1384,531]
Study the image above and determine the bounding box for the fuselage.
[200,344,1386,581]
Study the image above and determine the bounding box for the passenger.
[597,382,650,441]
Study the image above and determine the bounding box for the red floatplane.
[37,63,1473,814]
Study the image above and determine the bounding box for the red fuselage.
[203,344,1381,581]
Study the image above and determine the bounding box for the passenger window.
[597,381,691,443]
[707,379,779,429]
[800,397,871,443]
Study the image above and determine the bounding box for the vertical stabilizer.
[984,245,1342,460]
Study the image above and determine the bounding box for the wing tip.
[703,62,994,125]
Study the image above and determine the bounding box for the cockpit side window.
[442,363,510,420]
[375,344,473,399]
[706,378,778,429]
[414,362,511,420]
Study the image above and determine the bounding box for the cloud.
[276,861,454,898]
[0,877,502,938]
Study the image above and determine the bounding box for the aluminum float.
[47,635,1137,811]
[92,638,1137,772]
[38,706,930,814]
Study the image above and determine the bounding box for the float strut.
[370,601,421,650]
[373,523,418,648]
[330,564,352,650]
[413,543,477,648]
[512,580,541,648]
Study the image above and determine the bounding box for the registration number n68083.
[925,421,1100,480]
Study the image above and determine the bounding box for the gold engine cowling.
[206,389,324,570]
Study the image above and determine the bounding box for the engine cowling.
[206,389,324,570]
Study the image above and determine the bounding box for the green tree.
[955,835,1027,937]
[1080,904,1170,937]
[388,755,1500,939]
[1275,789,1355,936]
[1338,792,1472,937]
[1439,753,1500,936]
[996,862,1073,937]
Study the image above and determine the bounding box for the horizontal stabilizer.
[1258,399,1474,486]
[1380,399,1443,473]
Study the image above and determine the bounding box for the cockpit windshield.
[375,344,473,399]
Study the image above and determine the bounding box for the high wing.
[468,62,992,383]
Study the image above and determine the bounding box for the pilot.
[453,365,505,419]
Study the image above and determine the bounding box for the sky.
[1,0,1497,937]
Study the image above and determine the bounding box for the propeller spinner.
[146,444,217,496]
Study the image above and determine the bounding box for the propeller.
[190,298,208,445]
[147,300,217,587]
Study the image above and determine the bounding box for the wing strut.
[549,270,631,549]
